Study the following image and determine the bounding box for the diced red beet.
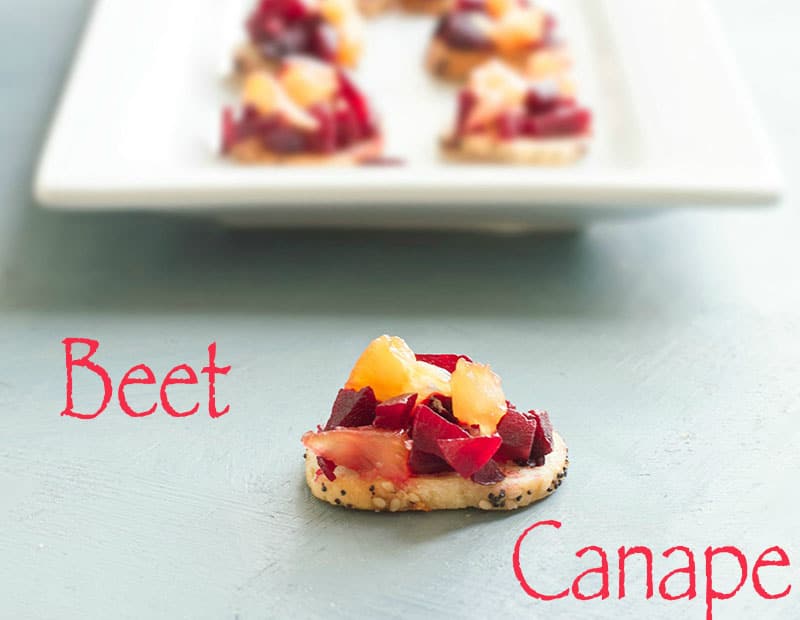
[337,71,372,135]
[529,410,554,461]
[411,404,468,456]
[495,407,537,463]
[257,23,311,59]
[415,354,473,373]
[309,104,337,154]
[496,111,523,140]
[455,0,486,10]
[324,386,377,430]
[420,393,457,424]
[221,107,237,154]
[525,105,592,137]
[374,393,417,431]
[245,0,343,64]
[280,0,311,21]
[249,0,311,35]
[455,89,477,135]
[261,123,310,153]
[471,460,506,485]
[309,20,338,61]
[436,435,502,478]
[317,456,336,481]
[334,105,361,148]
[436,13,494,50]
[524,82,561,114]
[408,447,453,475]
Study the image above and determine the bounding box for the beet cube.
[337,70,372,134]
[324,386,377,430]
[374,393,417,431]
[496,408,537,463]
[317,456,336,481]
[408,447,453,475]
[411,404,468,456]
[415,354,473,373]
[529,410,554,462]
[221,107,237,154]
[471,460,505,485]
[436,435,502,479]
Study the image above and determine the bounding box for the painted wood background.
[0,0,798,618]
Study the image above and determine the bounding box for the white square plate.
[35,0,782,230]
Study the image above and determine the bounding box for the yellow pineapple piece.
[491,7,546,53]
[278,98,320,130]
[242,71,281,116]
[319,0,363,67]
[408,361,452,401]
[469,59,527,104]
[241,68,318,130]
[345,335,419,401]
[465,60,527,129]
[557,76,576,98]
[486,0,513,18]
[336,15,364,67]
[320,0,352,25]
[526,46,572,79]
[280,57,338,108]
[450,359,507,435]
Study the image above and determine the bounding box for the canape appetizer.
[427,0,569,82]
[221,57,383,164]
[302,336,568,512]
[440,60,591,164]
[234,0,365,76]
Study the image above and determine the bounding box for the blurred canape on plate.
[234,0,365,76]
[426,0,569,82]
[222,57,383,164]
[440,59,591,164]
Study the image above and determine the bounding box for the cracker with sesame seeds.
[304,432,568,512]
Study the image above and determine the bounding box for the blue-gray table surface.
[1,1,798,618]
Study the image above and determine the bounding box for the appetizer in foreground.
[427,0,570,81]
[441,60,591,164]
[302,335,568,512]
[234,0,364,76]
[222,58,382,164]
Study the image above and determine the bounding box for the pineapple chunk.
[469,59,528,103]
[345,335,419,401]
[526,46,572,79]
[491,7,546,53]
[242,72,281,116]
[451,359,507,435]
[242,69,318,130]
[465,60,527,129]
[408,361,452,400]
[320,0,352,25]
[345,335,453,401]
[336,22,365,68]
[486,0,513,19]
[280,57,338,108]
